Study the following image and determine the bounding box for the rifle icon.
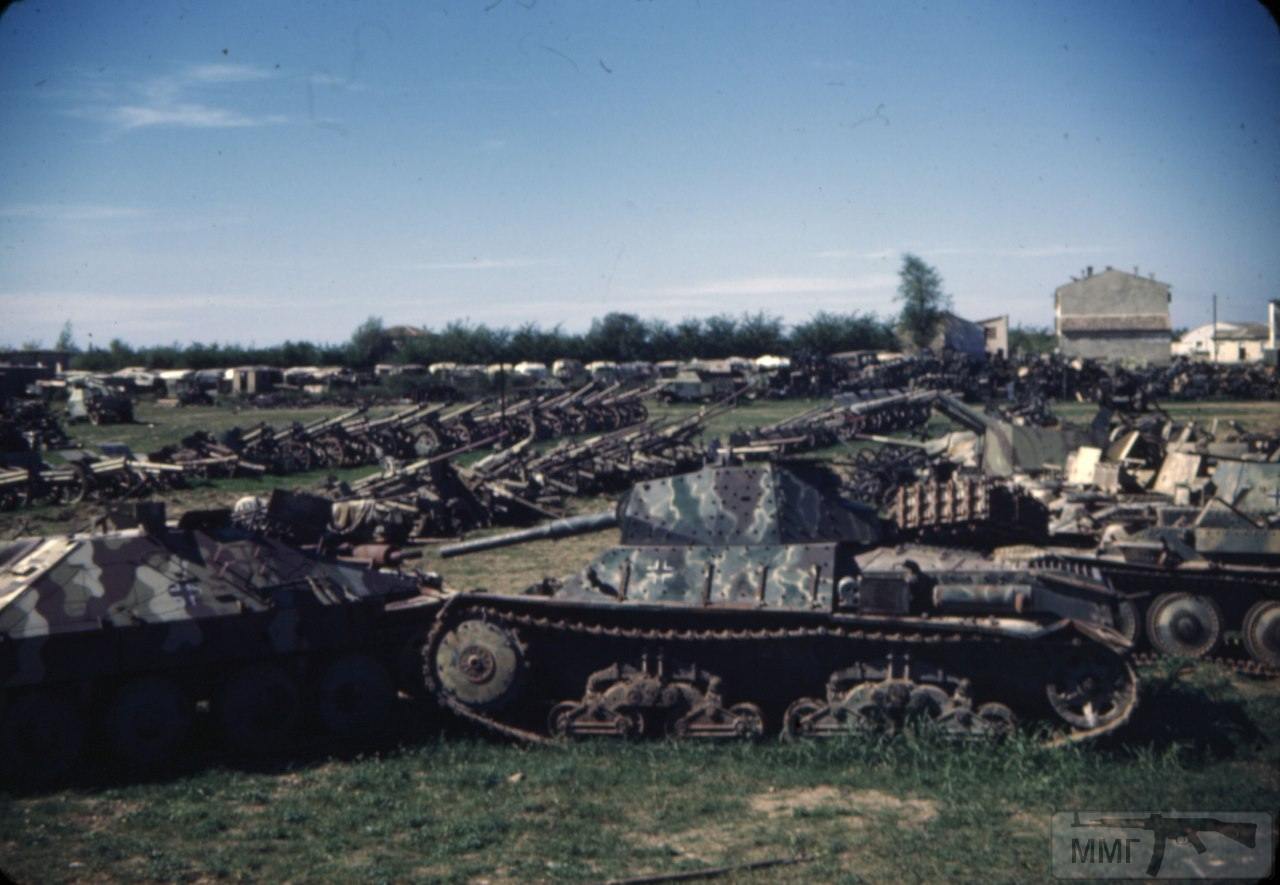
[1073,812,1258,876]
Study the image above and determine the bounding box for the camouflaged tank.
[0,499,446,783]
[428,463,1137,744]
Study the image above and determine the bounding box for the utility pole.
[1212,293,1218,363]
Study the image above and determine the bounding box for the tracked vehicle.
[0,497,446,783]
[429,463,1137,744]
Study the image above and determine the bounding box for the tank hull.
[426,592,1137,744]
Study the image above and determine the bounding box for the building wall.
[1054,268,1172,365]
[979,316,1009,357]
[1059,333,1172,365]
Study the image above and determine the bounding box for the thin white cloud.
[184,63,274,84]
[407,258,557,271]
[69,62,292,133]
[813,245,1107,261]
[100,102,287,130]
[0,203,148,221]
[812,249,897,260]
[659,273,896,297]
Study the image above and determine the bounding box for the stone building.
[1054,266,1172,365]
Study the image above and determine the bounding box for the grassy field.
[1,663,1276,884]
[2,396,1279,883]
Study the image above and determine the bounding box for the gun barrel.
[439,509,618,558]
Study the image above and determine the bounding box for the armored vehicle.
[428,463,1137,744]
[0,498,446,783]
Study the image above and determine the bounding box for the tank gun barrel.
[439,509,618,558]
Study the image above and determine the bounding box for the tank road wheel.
[105,676,192,772]
[727,703,765,739]
[1242,600,1280,669]
[549,703,645,739]
[218,663,302,755]
[433,619,524,712]
[316,654,395,739]
[0,691,85,784]
[1046,654,1138,732]
[1145,592,1223,658]
[976,702,1017,738]
[781,699,825,740]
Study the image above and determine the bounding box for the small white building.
[1173,321,1270,364]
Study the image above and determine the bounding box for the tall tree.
[55,320,77,352]
[347,316,394,367]
[895,253,951,350]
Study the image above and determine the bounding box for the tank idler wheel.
[1145,592,1223,658]
[1242,600,1280,669]
[0,691,85,784]
[316,655,395,739]
[218,663,302,755]
[1111,599,1139,645]
[105,676,192,772]
[433,619,524,712]
[1046,655,1137,732]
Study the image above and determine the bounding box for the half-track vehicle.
[0,496,447,784]
[429,463,1137,744]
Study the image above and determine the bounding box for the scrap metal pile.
[768,351,1277,406]
[730,389,936,456]
[149,382,650,478]
[315,397,737,543]
[836,392,1280,670]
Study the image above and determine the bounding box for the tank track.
[423,595,1139,747]
[1131,651,1280,679]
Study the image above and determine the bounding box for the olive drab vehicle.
[0,497,447,784]
[429,463,1138,745]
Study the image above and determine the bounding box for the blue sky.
[2,0,1278,347]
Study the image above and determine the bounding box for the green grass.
[2,663,1276,883]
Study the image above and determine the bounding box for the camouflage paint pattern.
[0,514,430,689]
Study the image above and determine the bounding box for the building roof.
[1055,266,1171,293]
[1059,314,1171,333]
[1177,321,1270,344]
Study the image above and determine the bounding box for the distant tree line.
[15,256,1058,371]
[30,311,901,373]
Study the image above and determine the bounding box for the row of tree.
[22,254,1055,371]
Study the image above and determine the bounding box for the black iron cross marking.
[167,577,201,606]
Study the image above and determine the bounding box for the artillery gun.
[427,462,1137,744]
[0,498,447,784]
